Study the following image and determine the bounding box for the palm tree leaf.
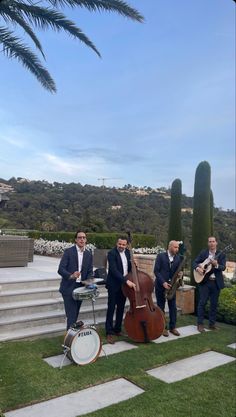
[6,1,101,56]
[46,0,144,22]
[0,3,45,57]
[0,26,56,92]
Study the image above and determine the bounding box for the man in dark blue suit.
[154,240,183,337]
[58,230,93,330]
[193,236,226,332]
[105,236,136,344]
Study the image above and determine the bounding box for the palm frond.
[0,2,45,57]
[46,0,144,22]
[7,1,101,56]
[0,26,56,92]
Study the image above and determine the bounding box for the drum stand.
[90,293,97,327]
[60,346,72,370]
[90,293,108,360]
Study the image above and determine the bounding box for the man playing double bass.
[154,240,183,337]
[105,236,136,344]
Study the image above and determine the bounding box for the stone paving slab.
[227,342,236,349]
[0,255,60,282]
[5,378,144,417]
[44,340,138,368]
[146,351,235,383]
[153,325,209,344]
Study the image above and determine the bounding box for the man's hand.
[163,282,171,290]
[126,279,136,290]
[70,271,80,279]
[210,259,218,267]
[196,266,204,275]
[177,271,183,279]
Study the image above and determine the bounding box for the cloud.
[1,133,27,149]
[62,147,145,165]
[42,153,77,176]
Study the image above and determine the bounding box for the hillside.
[0,178,235,253]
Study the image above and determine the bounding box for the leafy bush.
[206,287,236,324]
[28,231,156,249]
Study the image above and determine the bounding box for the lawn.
[0,315,235,417]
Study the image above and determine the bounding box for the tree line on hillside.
[0,177,235,255]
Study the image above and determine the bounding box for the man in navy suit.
[105,236,136,344]
[154,240,183,337]
[58,230,93,330]
[193,236,226,333]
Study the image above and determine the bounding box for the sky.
[0,0,235,210]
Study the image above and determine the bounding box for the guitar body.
[193,259,212,283]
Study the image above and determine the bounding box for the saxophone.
[165,257,186,300]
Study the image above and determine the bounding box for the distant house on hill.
[181,208,193,214]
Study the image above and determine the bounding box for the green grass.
[0,315,235,417]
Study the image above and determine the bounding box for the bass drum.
[64,326,102,365]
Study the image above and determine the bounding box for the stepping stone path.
[153,324,209,344]
[4,378,144,417]
[146,351,235,383]
[4,326,235,417]
[44,340,138,368]
[227,342,236,349]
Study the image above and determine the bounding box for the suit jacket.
[58,245,93,296]
[154,252,182,289]
[105,247,132,291]
[193,249,226,289]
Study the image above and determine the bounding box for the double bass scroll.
[122,232,165,343]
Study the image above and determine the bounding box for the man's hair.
[208,236,217,242]
[117,235,128,242]
[74,229,87,239]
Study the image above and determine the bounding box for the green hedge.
[206,286,236,324]
[27,231,156,249]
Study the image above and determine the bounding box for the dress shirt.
[76,246,84,281]
[209,250,217,278]
[119,250,128,276]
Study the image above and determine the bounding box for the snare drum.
[72,286,99,301]
[64,326,101,365]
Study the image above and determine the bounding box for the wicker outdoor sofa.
[0,235,34,267]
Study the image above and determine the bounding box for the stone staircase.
[0,256,109,342]
[0,279,109,342]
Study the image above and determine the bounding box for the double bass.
[122,233,165,342]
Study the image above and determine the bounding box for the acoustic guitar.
[193,244,233,283]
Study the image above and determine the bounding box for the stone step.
[0,298,65,318]
[0,298,110,330]
[0,316,107,342]
[0,287,61,303]
[0,277,60,292]
[0,310,66,332]
[0,285,107,304]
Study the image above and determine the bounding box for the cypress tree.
[191,161,211,286]
[168,178,182,244]
[210,189,214,236]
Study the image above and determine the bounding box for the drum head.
[72,286,99,301]
[70,327,101,365]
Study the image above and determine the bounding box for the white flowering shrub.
[133,246,165,254]
[34,239,96,256]
[34,239,164,257]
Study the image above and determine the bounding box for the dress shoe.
[106,335,115,344]
[169,328,180,336]
[209,324,219,330]
[114,331,126,337]
[197,324,205,333]
[162,329,169,337]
